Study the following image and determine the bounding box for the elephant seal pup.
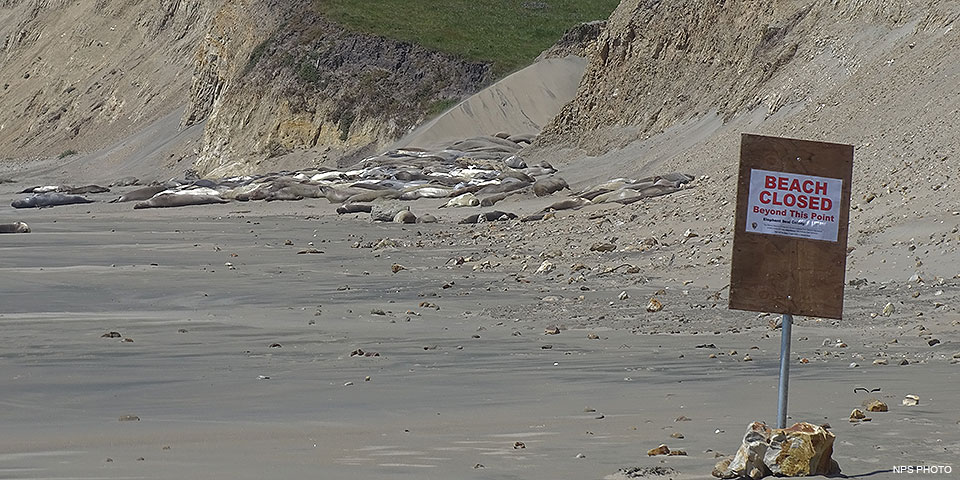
[533,176,569,197]
[12,193,95,208]
[112,184,172,202]
[458,210,517,224]
[133,192,228,209]
[0,221,30,233]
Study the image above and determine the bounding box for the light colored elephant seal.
[112,184,172,202]
[441,192,480,208]
[0,221,30,233]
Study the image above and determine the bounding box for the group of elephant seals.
[0,221,30,233]
[11,193,95,208]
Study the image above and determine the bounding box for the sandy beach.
[1,175,957,479]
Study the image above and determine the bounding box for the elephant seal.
[345,189,401,204]
[544,197,591,211]
[0,221,30,233]
[112,184,172,202]
[458,211,517,224]
[110,176,140,187]
[533,176,569,197]
[62,185,110,195]
[417,213,439,224]
[394,211,417,224]
[442,192,480,208]
[19,185,59,194]
[12,193,95,208]
[336,203,373,214]
[133,192,228,209]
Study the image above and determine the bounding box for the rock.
[391,263,405,273]
[899,358,910,365]
[902,394,920,406]
[928,338,941,346]
[763,422,840,477]
[101,331,122,338]
[118,415,140,422]
[712,422,771,479]
[514,441,526,449]
[544,326,561,335]
[536,260,555,274]
[864,399,888,412]
[872,358,888,365]
[882,302,895,316]
[646,298,663,312]
[371,203,409,222]
[670,432,684,439]
[618,291,629,301]
[587,333,600,339]
[590,242,617,252]
[743,354,753,362]
[646,444,670,456]
[849,409,867,421]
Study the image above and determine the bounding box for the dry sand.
[1,167,958,479]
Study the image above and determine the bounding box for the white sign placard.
[745,168,843,242]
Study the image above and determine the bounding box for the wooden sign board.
[729,134,854,319]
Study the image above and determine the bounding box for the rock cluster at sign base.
[713,422,840,479]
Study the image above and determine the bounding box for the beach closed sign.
[745,169,843,242]
[729,134,854,319]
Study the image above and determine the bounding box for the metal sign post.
[729,133,853,428]
[776,313,793,428]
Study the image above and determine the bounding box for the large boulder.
[764,423,840,476]
[713,422,840,479]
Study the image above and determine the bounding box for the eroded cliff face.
[0,0,214,159]
[188,1,490,176]
[0,0,490,176]
[539,0,960,154]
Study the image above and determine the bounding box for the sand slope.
[393,56,587,150]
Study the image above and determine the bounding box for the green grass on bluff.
[313,0,619,75]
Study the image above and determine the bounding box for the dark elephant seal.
[12,193,95,208]
[0,221,30,233]
[133,192,228,209]
[533,176,568,197]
